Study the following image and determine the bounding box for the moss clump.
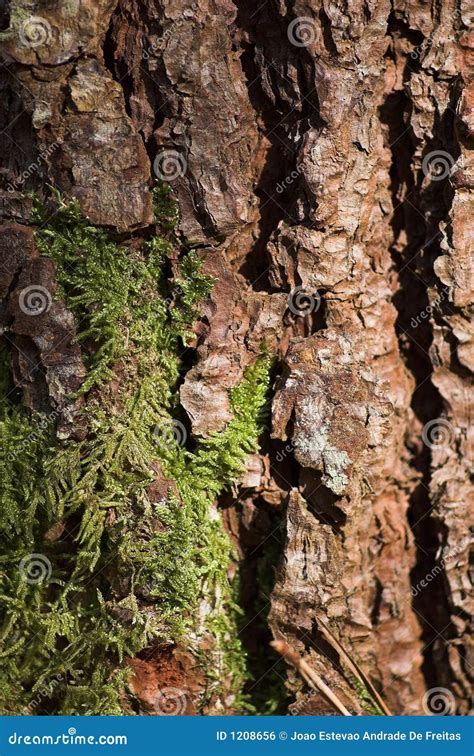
[0,191,272,714]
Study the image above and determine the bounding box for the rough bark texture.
[0,0,472,716]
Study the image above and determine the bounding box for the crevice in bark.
[103,0,167,157]
[103,5,135,120]
[300,471,347,535]
[305,623,341,669]
[220,481,290,713]
[370,579,384,627]
[0,1,10,32]
[0,77,38,194]
[234,41,291,287]
[318,8,338,59]
[233,0,323,289]
[270,441,300,494]
[380,20,456,692]
[285,287,328,338]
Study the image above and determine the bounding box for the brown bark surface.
[1,0,472,715]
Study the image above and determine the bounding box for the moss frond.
[0,195,273,715]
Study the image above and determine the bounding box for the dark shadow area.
[378,17,457,690]
[234,0,325,289]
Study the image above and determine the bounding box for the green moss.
[151,184,180,229]
[0,192,272,714]
[0,4,43,44]
[352,678,384,716]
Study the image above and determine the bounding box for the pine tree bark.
[0,0,472,715]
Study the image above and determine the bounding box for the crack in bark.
[381,8,473,710]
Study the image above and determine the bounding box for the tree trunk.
[0,0,472,716]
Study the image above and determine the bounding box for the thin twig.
[317,620,392,716]
[271,640,352,716]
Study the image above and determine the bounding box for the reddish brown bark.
[1,0,472,715]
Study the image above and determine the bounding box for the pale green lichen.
[0,190,272,715]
